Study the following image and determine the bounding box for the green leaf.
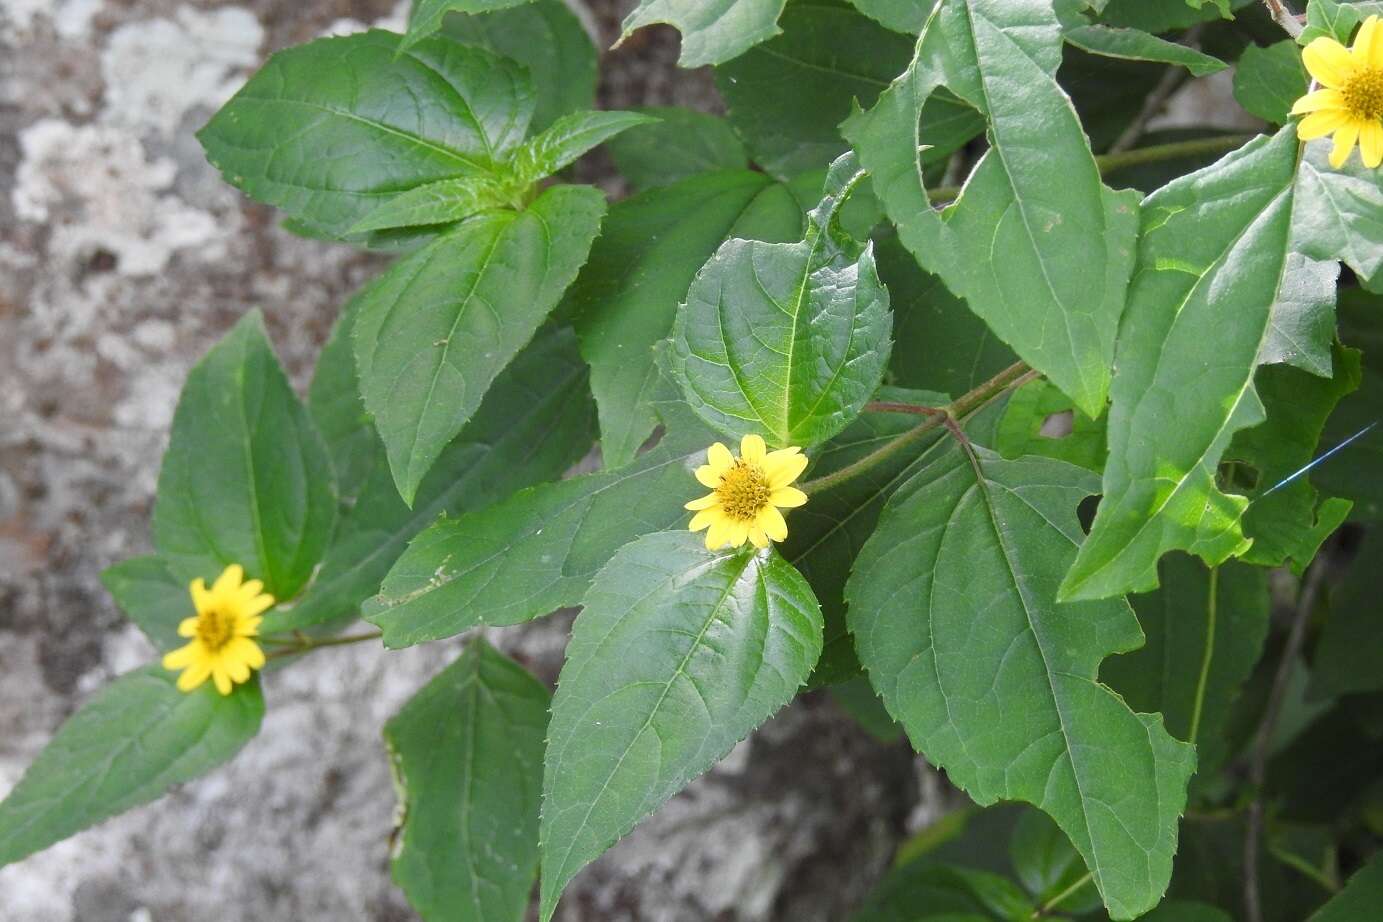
[353,184,605,503]
[347,176,512,235]
[384,639,549,922]
[1102,555,1269,778]
[199,31,533,240]
[309,285,386,504]
[1140,902,1234,922]
[1098,0,1253,31]
[828,676,903,742]
[571,171,806,468]
[1299,0,1383,45]
[363,411,717,648]
[100,556,192,652]
[1063,128,1383,601]
[538,531,822,921]
[440,0,596,133]
[153,311,336,600]
[847,445,1195,920]
[671,155,893,449]
[1229,345,1360,570]
[268,325,595,632]
[1184,0,1232,20]
[714,1,919,178]
[506,110,657,184]
[1234,40,1309,125]
[618,0,789,68]
[401,0,536,52]
[1063,25,1227,76]
[844,0,1141,417]
[607,108,750,190]
[0,667,263,868]
[1009,810,1100,915]
[851,862,1033,922]
[845,0,932,33]
[994,378,1107,472]
[1308,853,1383,921]
[1313,529,1383,697]
[877,234,1016,399]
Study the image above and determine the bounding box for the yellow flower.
[162,563,272,695]
[1293,15,1383,168]
[685,434,809,551]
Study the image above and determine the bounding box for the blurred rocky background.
[0,2,930,919]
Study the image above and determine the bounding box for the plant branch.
[262,629,384,661]
[1243,558,1328,922]
[927,134,1255,204]
[1262,0,1305,39]
[1034,871,1094,917]
[801,361,1033,496]
[1187,565,1219,743]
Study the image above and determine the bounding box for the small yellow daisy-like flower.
[685,434,809,551]
[162,563,272,695]
[1293,15,1383,168]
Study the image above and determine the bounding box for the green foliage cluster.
[4,0,1383,919]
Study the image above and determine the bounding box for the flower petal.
[178,616,199,638]
[685,492,719,511]
[747,526,769,549]
[706,442,734,473]
[212,563,244,596]
[705,519,732,550]
[1331,120,1361,167]
[242,593,275,618]
[212,666,233,696]
[770,486,809,509]
[237,638,267,670]
[1360,119,1383,168]
[162,643,198,669]
[190,577,213,613]
[1290,88,1344,115]
[727,519,751,548]
[176,660,211,692]
[740,433,767,463]
[1298,108,1350,140]
[1303,36,1356,87]
[1352,15,1380,66]
[689,509,718,532]
[695,464,723,488]
[237,615,263,637]
[757,505,788,542]
[766,452,809,488]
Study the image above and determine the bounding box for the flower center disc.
[196,608,235,652]
[717,461,772,521]
[1344,67,1383,121]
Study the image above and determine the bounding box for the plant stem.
[1034,870,1095,917]
[262,629,384,661]
[801,361,1032,495]
[1187,565,1219,744]
[1243,558,1328,922]
[1262,0,1305,38]
[927,134,1256,204]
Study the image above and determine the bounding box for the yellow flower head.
[1293,15,1383,168]
[162,563,272,695]
[685,434,809,551]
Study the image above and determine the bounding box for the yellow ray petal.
[740,433,767,463]
[706,442,734,473]
[748,526,769,549]
[212,563,245,596]
[1361,120,1383,168]
[1297,107,1351,140]
[162,643,198,669]
[757,505,788,542]
[1352,15,1380,66]
[771,486,808,509]
[234,637,267,670]
[1290,88,1344,115]
[1331,120,1361,167]
[237,615,263,637]
[1303,37,1356,88]
[243,593,275,618]
[190,578,213,613]
[178,616,199,638]
[695,464,723,488]
[176,660,212,692]
[212,666,233,696]
[705,519,732,550]
[766,452,809,488]
[728,520,751,548]
[689,509,719,532]
[685,492,719,511]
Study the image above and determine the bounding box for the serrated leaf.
[845,0,933,33]
[1063,128,1383,601]
[507,110,656,185]
[353,184,604,503]
[1098,0,1252,32]
[847,445,1195,920]
[570,171,806,468]
[363,410,717,648]
[1307,853,1383,921]
[400,0,536,52]
[153,311,336,601]
[1234,40,1309,125]
[268,325,595,632]
[671,155,893,448]
[1102,555,1269,778]
[844,0,1140,417]
[1009,810,1101,914]
[714,1,944,179]
[995,378,1107,472]
[384,639,549,922]
[606,107,750,190]
[199,31,533,240]
[1299,0,1383,45]
[538,531,822,921]
[618,0,789,68]
[440,0,596,134]
[309,285,386,504]
[1063,24,1227,76]
[348,176,512,235]
[100,556,192,652]
[0,667,263,868]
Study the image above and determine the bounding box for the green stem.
[1188,565,1219,744]
[801,361,1033,495]
[1035,871,1095,917]
[262,629,384,661]
[928,134,1256,203]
